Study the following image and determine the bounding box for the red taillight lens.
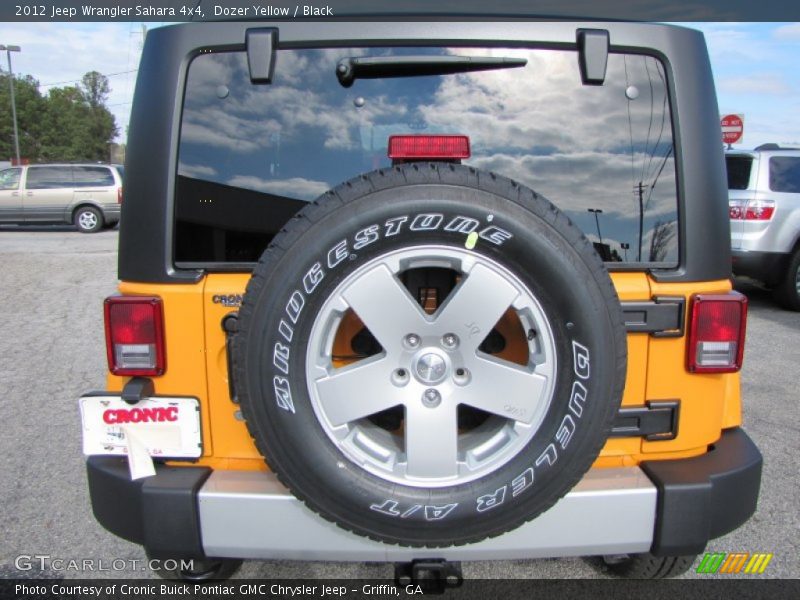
[388,135,471,160]
[104,296,165,376]
[687,293,747,373]
[728,199,774,220]
[117,187,123,204]
[744,200,774,220]
[728,199,744,219]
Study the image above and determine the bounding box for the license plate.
[79,396,202,458]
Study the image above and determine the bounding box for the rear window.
[725,155,753,190]
[769,156,800,193]
[176,47,678,267]
[73,166,115,187]
[26,166,73,189]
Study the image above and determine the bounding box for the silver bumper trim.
[198,467,656,561]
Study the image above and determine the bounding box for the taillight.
[687,293,747,373]
[744,199,774,220]
[104,296,165,376]
[729,198,774,220]
[728,199,745,219]
[117,187,123,204]
[388,135,470,161]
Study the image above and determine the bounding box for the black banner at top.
[1,0,800,22]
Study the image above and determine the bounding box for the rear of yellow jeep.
[81,20,761,581]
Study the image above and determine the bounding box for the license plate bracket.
[79,395,202,458]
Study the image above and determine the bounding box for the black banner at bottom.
[1,579,799,600]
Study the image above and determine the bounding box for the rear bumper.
[732,249,790,286]
[86,428,761,561]
[101,205,121,223]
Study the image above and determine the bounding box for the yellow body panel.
[107,273,742,471]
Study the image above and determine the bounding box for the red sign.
[721,114,744,144]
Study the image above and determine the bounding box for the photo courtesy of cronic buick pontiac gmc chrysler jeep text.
[78,15,762,584]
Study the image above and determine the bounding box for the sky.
[0,21,798,148]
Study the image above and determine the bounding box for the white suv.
[728,144,800,310]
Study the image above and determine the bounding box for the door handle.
[26,191,33,196]
[11,192,19,196]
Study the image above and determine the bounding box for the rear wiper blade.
[336,55,527,87]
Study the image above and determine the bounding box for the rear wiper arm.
[336,55,527,87]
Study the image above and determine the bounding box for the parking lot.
[0,229,797,580]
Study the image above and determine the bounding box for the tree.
[80,71,110,109]
[78,71,119,160]
[648,220,676,262]
[0,69,119,162]
[38,86,94,162]
[0,72,46,161]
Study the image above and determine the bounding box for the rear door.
[767,156,800,244]
[72,166,118,212]
[0,167,23,222]
[23,166,74,223]
[726,153,757,249]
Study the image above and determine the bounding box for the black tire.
[603,552,697,579]
[148,556,242,582]
[234,163,626,547]
[772,248,800,311]
[73,205,103,233]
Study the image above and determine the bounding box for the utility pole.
[635,181,647,262]
[587,208,604,243]
[0,44,21,164]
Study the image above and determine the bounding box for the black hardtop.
[120,20,730,284]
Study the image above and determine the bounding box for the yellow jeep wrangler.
[80,18,762,582]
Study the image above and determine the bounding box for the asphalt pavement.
[0,229,796,581]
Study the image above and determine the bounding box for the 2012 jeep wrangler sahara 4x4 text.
[80,17,762,581]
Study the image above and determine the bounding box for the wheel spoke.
[341,264,427,351]
[405,401,458,479]
[435,263,519,350]
[460,356,548,425]
[315,357,402,426]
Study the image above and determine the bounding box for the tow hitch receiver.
[394,560,463,594]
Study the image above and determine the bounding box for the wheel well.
[789,234,800,258]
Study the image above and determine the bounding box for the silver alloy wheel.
[78,210,98,231]
[306,246,557,487]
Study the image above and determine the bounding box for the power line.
[38,69,138,89]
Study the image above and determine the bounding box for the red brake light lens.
[388,135,471,160]
[744,200,774,220]
[104,296,165,376]
[729,199,774,220]
[687,293,747,373]
[117,186,123,204]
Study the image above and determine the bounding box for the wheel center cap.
[414,352,447,384]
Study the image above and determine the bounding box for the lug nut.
[422,388,442,408]
[441,333,459,349]
[404,334,421,349]
[391,368,410,387]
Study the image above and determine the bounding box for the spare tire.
[234,163,626,547]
